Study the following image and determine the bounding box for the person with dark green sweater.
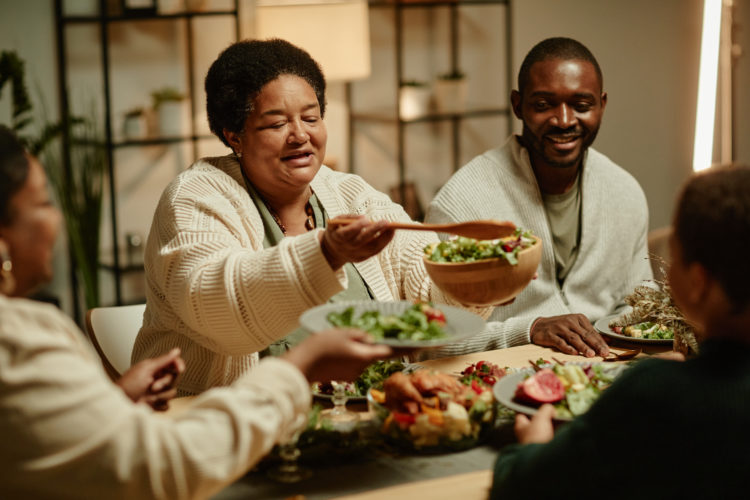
[491,165,750,498]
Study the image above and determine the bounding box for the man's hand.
[116,347,185,411]
[515,404,556,444]
[282,328,393,383]
[530,314,609,357]
[321,216,395,270]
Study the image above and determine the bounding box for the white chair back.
[85,304,146,380]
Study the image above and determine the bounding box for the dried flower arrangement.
[609,255,699,355]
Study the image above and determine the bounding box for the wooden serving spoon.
[326,218,517,240]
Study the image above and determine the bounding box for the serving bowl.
[423,236,542,306]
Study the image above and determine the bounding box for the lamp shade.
[255,0,371,82]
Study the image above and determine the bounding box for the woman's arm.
[146,170,347,355]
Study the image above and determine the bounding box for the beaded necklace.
[267,201,316,235]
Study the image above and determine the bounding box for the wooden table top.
[177,341,672,499]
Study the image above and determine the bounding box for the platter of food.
[367,361,505,452]
[492,362,628,421]
[300,300,485,348]
[594,314,674,345]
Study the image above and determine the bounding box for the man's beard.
[521,124,600,169]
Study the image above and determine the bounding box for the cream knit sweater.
[424,136,653,357]
[133,155,487,395]
[0,295,310,500]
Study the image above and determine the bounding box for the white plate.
[299,300,485,348]
[492,363,628,421]
[594,315,674,345]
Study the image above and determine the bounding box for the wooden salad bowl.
[423,236,542,307]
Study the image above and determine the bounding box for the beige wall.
[738,0,750,165]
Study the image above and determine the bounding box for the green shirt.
[541,175,582,287]
[243,177,373,356]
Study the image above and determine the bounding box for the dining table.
[166,340,670,500]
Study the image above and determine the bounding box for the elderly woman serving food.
[132,38,491,395]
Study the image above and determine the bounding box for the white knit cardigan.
[424,136,653,357]
[133,155,488,394]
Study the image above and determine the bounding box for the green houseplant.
[151,86,186,136]
[1,50,105,312]
[434,69,468,113]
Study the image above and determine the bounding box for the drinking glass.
[320,381,359,432]
[266,429,312,483]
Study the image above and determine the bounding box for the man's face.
[512,58,606,170]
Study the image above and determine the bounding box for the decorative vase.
[156,101,186,137]
[157,0,183,14]
[123,113,147,140]
[433,78,468,113]
[399,85,431,120]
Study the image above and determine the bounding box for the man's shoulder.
[436,142,515,194]
[586,148,643,190]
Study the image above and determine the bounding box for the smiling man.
[425,37,652,357]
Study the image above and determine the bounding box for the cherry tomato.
[470,379,484,395]
[425,307,446,325]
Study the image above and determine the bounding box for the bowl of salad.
[299,300,485,348]
[368,368,498,452]
[423,230,542,306]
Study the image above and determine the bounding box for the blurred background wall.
[1,0,747,314]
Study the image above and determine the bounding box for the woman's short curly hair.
[205,38,327,148]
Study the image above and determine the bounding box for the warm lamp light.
[255,0,371,82]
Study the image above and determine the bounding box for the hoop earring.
[0,242,15,296]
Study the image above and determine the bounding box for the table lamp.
[254,0,371,82]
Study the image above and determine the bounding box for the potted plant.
[399,80,431,120]
[151,86,186,137]
[122,106,147,140]
[1,50,105,313]
[434,70,468,113]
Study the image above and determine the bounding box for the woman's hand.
[116,347,186,411]
[282,328,393,382]
[320,215,395,270]
[515,403,556,444]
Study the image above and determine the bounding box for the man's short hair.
[674,165,750,312]
[517,37,603,94]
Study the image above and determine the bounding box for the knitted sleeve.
[145,166,346,355]
[0,300,310,500]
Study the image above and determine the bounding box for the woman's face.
[227,74,327,199]
[0,155,61,297]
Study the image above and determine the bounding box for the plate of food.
[299,300,485,348]
[367,363,503,452]
[492,362,628,421]
[311,360,409,402]
[594,314,674,345]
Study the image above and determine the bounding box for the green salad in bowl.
[424,229,537,265]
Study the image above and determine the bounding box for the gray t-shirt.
[542,175,582,286]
